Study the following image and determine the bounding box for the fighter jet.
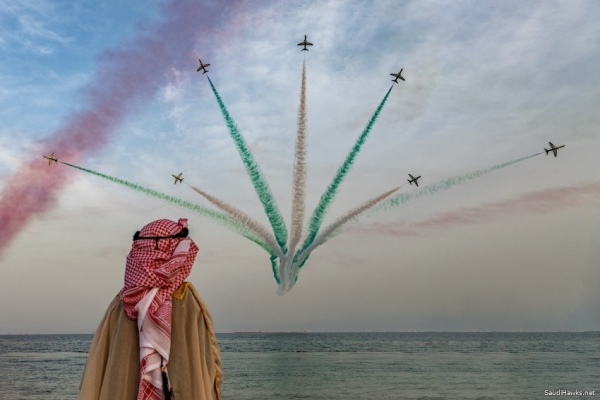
[407,173,421,187]
[196,58,210,74]
[297,35,313,51]
[172,172,184,185]
[390,68,405,83]
[42,152,58,165]
[544,142,565,157]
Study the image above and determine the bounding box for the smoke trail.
[297,85,394,256]
[60,162,271,252]
[187,184,283,258]
[357,152,543,221]
[0,0,244,255]
[294,186,400,269]
[288,61,308,256]
[354,181,600,238]
[206,76,289,252]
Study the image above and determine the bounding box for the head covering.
[121,218,199,400]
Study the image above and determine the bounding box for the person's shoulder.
[172,281,192,300]
[172,281,207,309]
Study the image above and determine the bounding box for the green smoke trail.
[60,162,271,251]
[207,76,288,252]
[292,152,543,270]
[296,85,394,259]
[346,152,544,227]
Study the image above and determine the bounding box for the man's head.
[123,218,199,316]
[132,218,193,254]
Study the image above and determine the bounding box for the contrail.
[60,162,271,252]
[358,152,543,221]
[207,76,289,252]
[0,0,243,256]
[288,61,308,259]
[187,184,283,259]
[297,85,394,257]
[294,186,400,271]
[350,181,600,238]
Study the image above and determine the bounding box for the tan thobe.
[79,282,223,400]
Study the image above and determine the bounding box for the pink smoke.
[349,182,600,238]
[0,0,244,254]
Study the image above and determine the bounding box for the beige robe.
[79,282,223,400]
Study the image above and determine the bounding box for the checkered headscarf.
[121,218,199,400]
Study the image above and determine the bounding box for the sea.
[0,332,598,399]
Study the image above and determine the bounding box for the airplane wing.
[390,73,398,77]
[553,149,558,157]
[306,41,313,46]
[549,142,555,148]
[408,174,414,179]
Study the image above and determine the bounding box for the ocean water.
[0,332,598,399]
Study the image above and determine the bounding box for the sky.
[0,0,599,334]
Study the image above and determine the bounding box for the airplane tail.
[544,148,550,155]
[408,179,412,185]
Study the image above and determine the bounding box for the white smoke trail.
[188,184,283,258]
[288,61,308,254]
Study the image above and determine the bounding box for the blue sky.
[0,0,599,333]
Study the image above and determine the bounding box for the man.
[79,218,223,400]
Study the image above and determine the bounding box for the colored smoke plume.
[294,186,400,271]
[60,162,269,250]
[207,76,289,252]
[0,0,241,256]
[288,60,308,257]
[350,181,600,238]
[357,152,543,222]
[187,184,282,258]
[296,85,395,258]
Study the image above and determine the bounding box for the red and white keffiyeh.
[121,218,199,400]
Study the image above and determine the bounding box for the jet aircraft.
[196,58,210,74]
[297,35,313,51]
[390,68,405,83]
[407,173,421,187]
[42,152,58,165]
[172,172,184,185]
[544,142,565,157]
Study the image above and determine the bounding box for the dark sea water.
[0,332,598,399]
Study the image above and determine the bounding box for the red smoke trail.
[0,1,243,255]
[349,182,600,238]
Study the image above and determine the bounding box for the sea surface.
[0,332,598,399]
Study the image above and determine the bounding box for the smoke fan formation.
[17,22,555,295]
[205,68,397,294]
[60,58,547,295]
